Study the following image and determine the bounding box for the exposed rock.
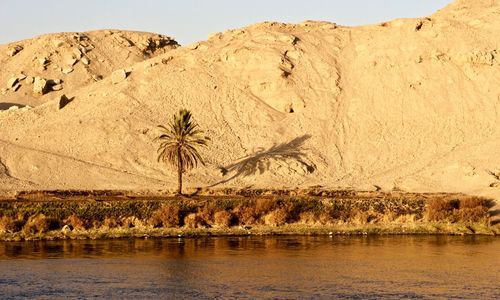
[38,57,48,65]
[6,45,23,57]
[64,54,78,66]
[6,77,19,88]
[58,94,72,110]
[33,77,48,95]
[25,76,34,84]
[81,57,90,65]
[53,39,64,47]
[17,74,27,81]
[114,35,134,47]
[92,74,103,81]
[12,83,21,92]
[51,84,63,91]
[111,69,128,84]
[186,42,200,50]
[61,225,72,233]
[72,48,82,59]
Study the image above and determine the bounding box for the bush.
[150,205,180,228]
[234,205,259,225]
[426,197,490,223]
[459,197,488,210]
[214,211,233,227]
[23,214,52,234]
[426,198,459,221]
[298,211,318,224]
[264,208,288,226]
[64,215,86,230]
[254,198,278,215]
[0,216,22,233]
[184,213,206,229]
[102,217,120,229]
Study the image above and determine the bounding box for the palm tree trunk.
[177,148,183,195]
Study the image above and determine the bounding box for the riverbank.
[0,189,498,241]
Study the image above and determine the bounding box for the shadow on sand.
[211,134,316,187]
[0,102,26,111]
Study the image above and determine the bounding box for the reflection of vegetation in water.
[0,192,496,241]
[0,235,498,260]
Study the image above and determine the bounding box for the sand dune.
[0,0,499,203]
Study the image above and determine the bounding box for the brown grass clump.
[64,214,86,230]
[425,197,490,223]
[459,197,488,209]
[298,211,318,225]
[395,214,417,224]
[456,197,489,223]
[234,205,259,225]
[102,217,120,229]
[198,203,217,225]
[184,213,206,229]
[23,215,51,234]
[264,208,289,226]
[150,205,180,228]
[254,198,278,215]
[425,198,459,221]
[0,216,21,233]
[214,211,233,227]
[318,211,334,225]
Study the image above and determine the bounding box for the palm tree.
[156,109,210,195]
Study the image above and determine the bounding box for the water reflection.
[0,236,498,299]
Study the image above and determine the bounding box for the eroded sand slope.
[0,0,499,202]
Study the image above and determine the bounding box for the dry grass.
[0,216,20,233]
[150,205,180,228]
[64,214,86,230]
[264,208,289,226]
[102,217,120,229]
[22,214,53,234]
[425,197,490,223]
[214,211,233,227]
[0,192,494,240]
[184,213,206,229]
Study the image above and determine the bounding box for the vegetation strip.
[0,191,497,241]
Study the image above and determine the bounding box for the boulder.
[12,83,21,92]
[7,77,18,88]
[111,69,128,84]
[38,57,48,65]
[6,45,23,57]
[51,84,63,91]
[62,68,74,74]
[53,39,64,47]
[61,225,72,234]
[72,48,82,59]
[64,54,77,66]
[81,57,90,65]
[33,77,48,95]
[25,76,34,84]
[1,88,7,95]
[58,94,72,110]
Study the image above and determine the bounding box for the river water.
[0,236,498,299]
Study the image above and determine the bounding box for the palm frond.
[155,109,210,172]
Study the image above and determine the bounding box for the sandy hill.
[0,0,499,203]
[0,30,178,107]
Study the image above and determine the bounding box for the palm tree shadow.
[211,134,316,187]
